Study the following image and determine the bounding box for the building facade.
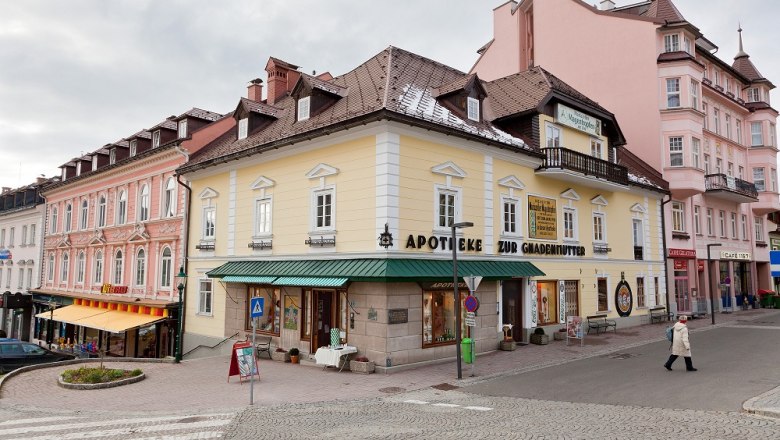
[0,179,49,340]
[32,109,232,358]
[179,48,667,369]
[472,0,779,316]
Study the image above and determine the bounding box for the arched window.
[113,250,123,284]
[80,199,88,230]
[117,190,127,225]
[160,247,172,288]
[135,248,146,286]
[94,251,103,284]
[65,203,72,232]
[47,253,54,282]
[164,178,176,217]
[51,207,59,233]
[61,252,69,282]
[98,195,106,227]
[77,252,85,283]
[139,185,149,221]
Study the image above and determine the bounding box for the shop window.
[637,277,646,308]
[536,281,558,325]
[138,324,157,358]
[597,278,608,312]
[423,290,465,346]
[198,279,213,315]
[301,290,312,340]
[564,280,579,318]
[248,286,280,335]
[108,331,126,357]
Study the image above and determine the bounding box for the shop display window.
[138,324,157,358]
[248,286,280,335]
[536,281,558,325]
[423,290,465,346]
[108,332,126,357]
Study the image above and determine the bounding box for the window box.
[195,243,215,251]
[702,78,712,86]
[248,240,273,250]
[593,244,611,254]
[672,232,690,240]
[756,241,768,248]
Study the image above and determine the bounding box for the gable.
[306,163,339,179]
[250,176,276,190]
[498,175,525,190]
[591,195,608,206]
[560,188,581,201]
[432,161,467,178]
[199,187,219,199]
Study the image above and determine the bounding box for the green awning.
[207,258,544,282]
[222,275,277,284]
[273,277,349,287]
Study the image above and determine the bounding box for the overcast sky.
[1,0,777,190]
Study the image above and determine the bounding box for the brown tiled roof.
[129,130,152,140]
[267,57,299,71]
[150,119,178,131]
[614,0,685,23]
[299,73,348,97]
[180,107,224,122]
[239,98,283,118]
[433,74,476,98]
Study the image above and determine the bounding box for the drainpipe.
[660,194,672,313]
[174,146,192,359]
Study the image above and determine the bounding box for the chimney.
[265,58,301,105]
[599,0,615,10]
[247,78,264,101]
[36,176,46,185]
[1,187,10,194]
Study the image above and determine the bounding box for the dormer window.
[129,139,137,157]
[152,130,161,148]
[92,156,98,171]
[664,34,679,52]
[109,149,116,164]
[76,162,82,176]
[61,168,66,180]
[178,119,188,138]
[297,96,311,121]
[238,118,248,139]
[467,97,480,122]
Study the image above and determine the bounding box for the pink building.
[32,109,233,358]
[473,0,778,316]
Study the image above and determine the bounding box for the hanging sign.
[615,278,633,317]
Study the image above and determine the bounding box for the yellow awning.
[35,305,164,333]
[34,305,108,325]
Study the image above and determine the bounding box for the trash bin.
[461,337,474,364]
[774,296,780,309]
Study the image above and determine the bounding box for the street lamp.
[451,221,473,380]
[175,266,187,363]
[706,243,722,325]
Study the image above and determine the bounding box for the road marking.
[463,406,494,411]
[0,413,234,436]
[132,432,223,440]
[403,400,429,404]
[432,403,461,408]
[22,419,232,440]
[0,416,83,426]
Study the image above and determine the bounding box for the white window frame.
[94,250,103,285]
[238,118,248,139]
[254,197,273,237]
[772,168,777,192]
[753,167,765,192]
[730,212,737,239]
[671,202,685,233]
[545,122,562,149]
[21,225,27,246]
[178,119,188,138]
[467,97,480,122]
[297,96,311,121]
[719,210,726,237]
[138,184,149,221]
[694,205,701,235]
[61,252,69,283]
[198,278,213,315]
[713,108,720,135]
[592,212,606,243]
[0,229,4,247]
[632,218,643,247]
[117,190,127,225]
[163,177,177,218]
[64,203,72,232]
[76,251,85,284]
[3,268,8,289]
[27,268,32,290]
[770,123,777,148]
[501,196,521,237]
[152,130,161,148]
[113,250,123,285]
[135,248,146,287]
[160,247,172,289]
[311,187,336,232]
[129,139,137,157]
[29,224,35,245]
[92,155,98,171]
[563,207,578,242]
[434,185,461,231]
[748,87,761,103]
[669,136,683,167]
[47,253,54,282]
[751,122,763,146]
[736,119,743,145]
[664,34,679,52]
[725,114,732,140]
[18,268,23,289]
[666,78,680,108]
[590,139,603,159]
[97,195,106,227]
[8,227,13,247]
[109,149,116,164]
[706,208,714,236]
[742,214,748,240]
[80,199,88,230]
[755,217,764,242]
[716,158,723,174]
[690,79,699,110]
[51,207,58,233]
[702,102,709,130]
[692,137,701,169]
[202,206,216,240]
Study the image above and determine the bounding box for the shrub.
[61,366,143,384]
[131,369,142,377]
[288,348,299,356]
[533,327,545,335]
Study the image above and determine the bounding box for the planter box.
[553,332,566,341]
[499,340,516,351]
[271,351,290,362]
[349,360,375,374]
[529,334,549,345]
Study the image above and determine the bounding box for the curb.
[743,385,780,419]
[58,372,146,390]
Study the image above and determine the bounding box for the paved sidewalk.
[1,309,778,418]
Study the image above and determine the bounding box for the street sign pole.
[250,317,256,405]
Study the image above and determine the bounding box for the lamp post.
[707,243,722,325]
[47,298,56,349]
[451,221,473,380]
[175,266,187,363]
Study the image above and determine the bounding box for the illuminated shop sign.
[100,284,129,294]
[720,251,751,260]
[668,248,696,259]
[556,104,601,137]
[405,234,483,252]
[497,240,585,256]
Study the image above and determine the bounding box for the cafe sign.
[556,104,601,137]
[720,251,751,260]
[528,195,557,240]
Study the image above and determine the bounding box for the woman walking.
[664,315,697,371]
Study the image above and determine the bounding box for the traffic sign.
[250,297,264,318]
[464,295,480,313]
[465,312,476,327]
[771,250,780,277]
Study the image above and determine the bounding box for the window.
[297,96,311,121]
[666,78,680,108]
[138,184,149,221]
[692,138,700,169]
[748,87,761,103]
[702,103,709,130]
[633,219,643,260]
[76,252,85,284]
[755,217,764,242]
[730,212,737,239]
[21,225,27,246]
[423,289,466,345]
[563,207,577,241]
[637,277,646,308]
[716,158,722,174]
[61,252,69,282]
[713,108,720,135]
[535,281,559,325]
[751,122,763,146]
[3,268,8,288]
[163,178,176,218]
[727,162,734,177]
[47,253,54,282]
[27,268,32,290]
[719,210,726,237]
[94,251,103,284]
[725,114,732,139]
[736,119,742,145]
[109,149,116,164]
[203,207,216,239]
[684,36,692,54]
[436,188,457,229]
[117,190,127,225]
[706,208,714,236]
[669,136,683,167]
[671,202,685,232]
[98,195,106,227]
[76,162,81,176]
[254,198,272,236]
[502,198,522,235]
[714,71,720,86]
[739,166,744,179]
[664,34,679,52]
[247,286,280,333]
[597,278,608,312]
[178,119,187,138]
[18,268,23,289]
[592,212,606,242]
[64,204,72,232]
[238,118,248,139]
[198,279,213,315]
[92,156,98,171]
[113,250,123,284]
[694,205,701,235]
[545,123,561,149]
[8,227,13,247]
[773,169,778,192]
[590,139,603,159]
[80,199,88,230]
[129,140,137,157]
[467,97,479,122]
[690,79,699,109]
[135,249,146,286]
[152,130,161,148]
[160,247,172,289]
[753,168,765,191]
[50,206,58,235]
[771,123,777,147]
[0,229,4,247]
[314,189,334,230]
[742,214,748,240]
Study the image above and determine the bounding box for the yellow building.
[178,48,668,370]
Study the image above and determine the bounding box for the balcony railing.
[704,173,758,200]
[540,148,629,186]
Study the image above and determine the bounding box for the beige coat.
[671,321,691,357]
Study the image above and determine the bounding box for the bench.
[649,306,673,324]
[255,336,272,359]
[586,314,616,334]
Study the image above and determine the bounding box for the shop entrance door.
[502,280,523,342]
[313,290,334,350]
[674,261,691,312]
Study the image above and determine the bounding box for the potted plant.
[271,347,289,362]
[349,355,375,374]
[288,348,300,364]
[553,328,566,341]
[529,327,548,345]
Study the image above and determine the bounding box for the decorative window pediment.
[498,175,525,190]
[591,195,609,206]
[306,163,339,179]
[199,187,219,199]
[561,188,581,201]
[630,203,647,213]
[127,224,150,242]
[432,161,466,178]
[250,176,276,190]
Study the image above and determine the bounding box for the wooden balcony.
[704,174,758,203]
[537,147,629,190]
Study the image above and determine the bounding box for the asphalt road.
[462,313,780,412]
